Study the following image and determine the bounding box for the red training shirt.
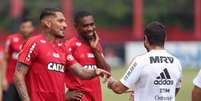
[65,37,104,101]
[5,33,26,84]
[18,34,77,101]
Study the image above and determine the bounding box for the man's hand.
[107,77,116,89]
[65,90,84,101]
[95,68,111,79]
[89,31,99,49]
[107,77,129,94]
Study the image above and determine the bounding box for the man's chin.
[55,34,65,39]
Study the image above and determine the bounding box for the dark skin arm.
[192,86,201,101]
[65,63,110,100]
[14,62,30,101]
[67,63,111,80]
[107,77,129,94]
[2,51,9,91]
[89,32,111,72]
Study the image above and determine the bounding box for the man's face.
[49,12,67,38]
[19,21,34,37]
[76,15,96,40]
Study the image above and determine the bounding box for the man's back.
[120,50,182,101]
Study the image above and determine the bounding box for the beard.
[82,32,95,41]
[55,31,65,39]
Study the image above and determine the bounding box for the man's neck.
[20,33,29,40]
[150,46,164,50]
[77,34,88,43]
[44,31,56,43]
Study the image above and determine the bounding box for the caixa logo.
[48,62,64,72]
[83,65,97,70]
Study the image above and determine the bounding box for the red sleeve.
[64,41,78,67]
[17,38,38,66]
[4,36,12,53]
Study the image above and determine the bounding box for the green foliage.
[73,0,132,27]
[144,0,193,29]
[0,0,195,31]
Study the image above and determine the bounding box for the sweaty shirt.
[65,37,104,101]
[5,33,25,84]
[120,50,182,101]
[18,34,77,101]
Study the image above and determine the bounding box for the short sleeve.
[120,57,143,89]
[64,42,78,67]
[17,39,38,66]
[4,37,11,53]
[193,69,201,88]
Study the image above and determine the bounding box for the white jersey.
[193,69,201,88]
[120,50,182,101]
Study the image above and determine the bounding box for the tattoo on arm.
[14,62,30,101]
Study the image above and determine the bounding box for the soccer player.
[3,18,34,101]
[107,21,182,101]
[14,8,110,101]
[192,69,201,101]
[64,11,111,101]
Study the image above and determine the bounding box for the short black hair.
[74,11,92,25]
[144,21,166,46]
[20,17,32,24]
[40,8,63,20]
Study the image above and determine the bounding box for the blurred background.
[0,0,200,101]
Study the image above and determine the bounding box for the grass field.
[101,68,199,101]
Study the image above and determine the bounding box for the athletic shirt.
[120,50,182,101]
[193,69,201,88]
[5,33,25,84]
[65,37,103,101]
[18,34,77,101]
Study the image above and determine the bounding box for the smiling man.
[64,11,111,101]
[14,8,110,101]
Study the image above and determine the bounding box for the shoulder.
[65,37,82,49]
[129,52,147,66]
[23,34,44,48]
[6,33,21,41]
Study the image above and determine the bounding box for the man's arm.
[14,62,30,101]
[1,51,8,91]
[89,32,111,72]
[67,63,110,80]
[107,78,129,94]
[192,86,201,101]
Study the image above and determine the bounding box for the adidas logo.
[154,68,174,85]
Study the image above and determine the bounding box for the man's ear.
[41,18,51,28]
[144,35,148,45]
